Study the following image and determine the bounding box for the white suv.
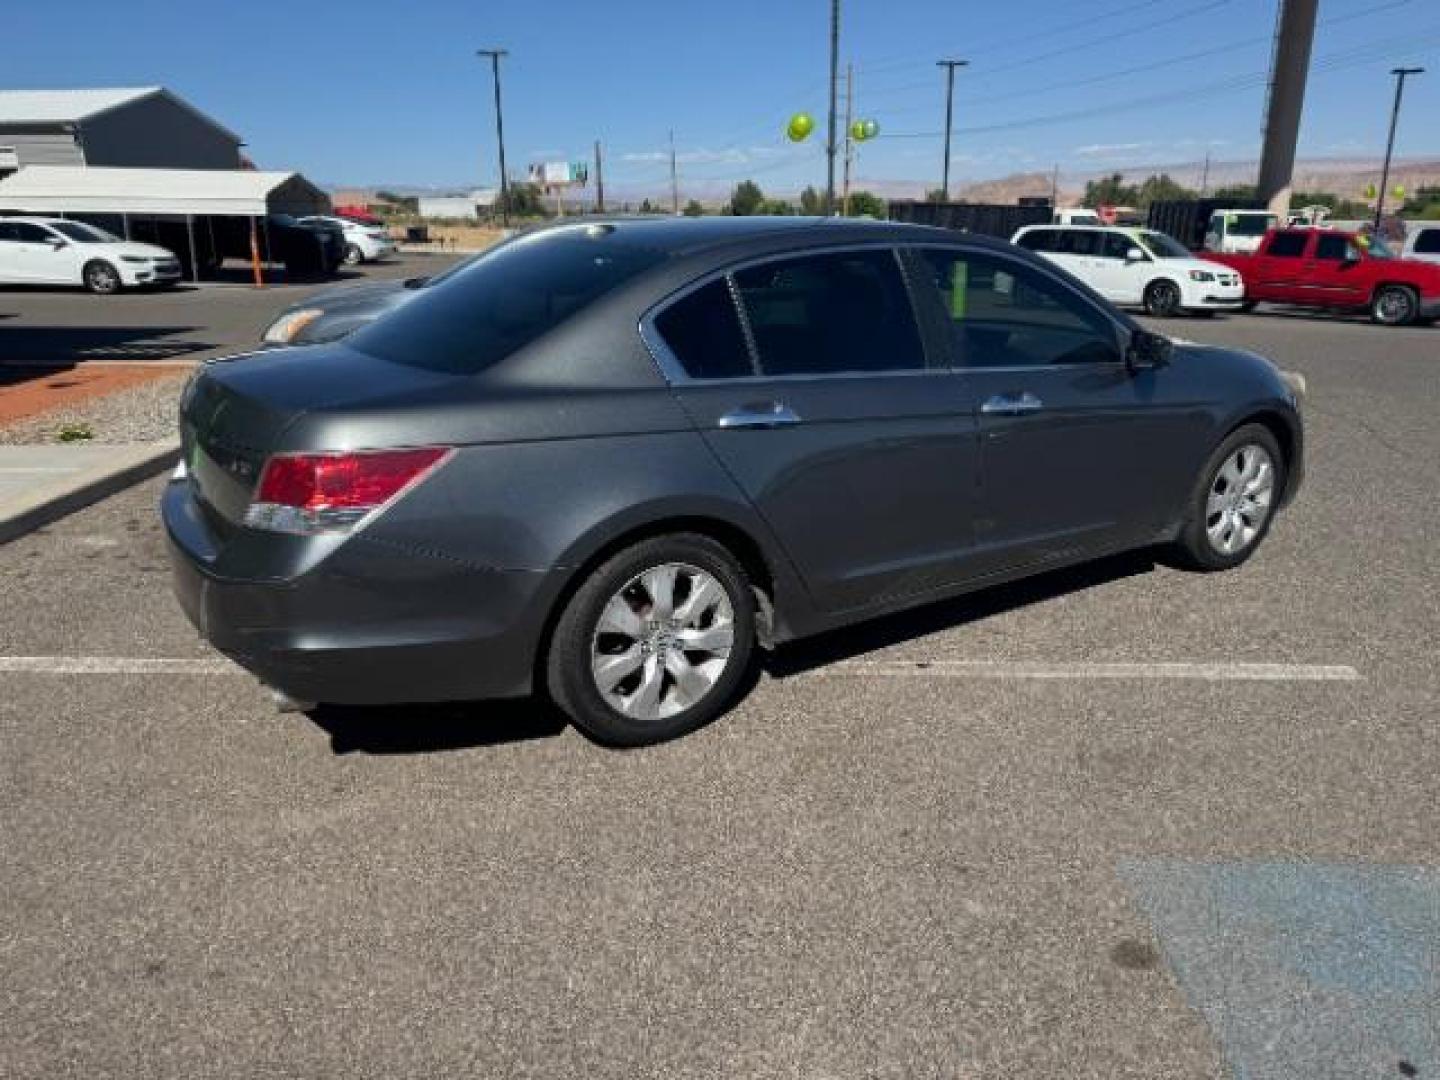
[1011,224,1244,317]
[1401,224,1440,267]
[300,215,395,265]
[0,217,181,293]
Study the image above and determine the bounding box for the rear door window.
[653,281,753,380]
[1413,228,1440,255]
[350,230,668,373]
[731,249,927,375]
[1053,230,1099,256]
[1015,229,1055,252]
[1265,231,1309,258]
[1315,234,1353,261]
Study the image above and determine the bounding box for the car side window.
[1015,229,1054,252]
[911,248,1122,369]
[1266,231,1309,258]
[652,280,754,380]
[1314,234,1352,261]
[1053,230,1099,256]
[1412,229,1440,255]
[731,249,927,376]
[0,223,17,242]
[1100,233,1135,260]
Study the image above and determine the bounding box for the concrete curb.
[0,437,180,545]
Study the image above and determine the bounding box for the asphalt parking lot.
[1,279,1437,1077]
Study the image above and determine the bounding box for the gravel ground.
[0,369,189,445]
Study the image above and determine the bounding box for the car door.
[1304,232,1369,305]
[1091,231,1147,303]
[0,222,67,282]
[1251,229,1310,302]
[905,245,1194,577]
[646,246,982,613]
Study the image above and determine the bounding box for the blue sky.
[7,0,1440,197]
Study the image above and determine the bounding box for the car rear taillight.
[244,447,452,535]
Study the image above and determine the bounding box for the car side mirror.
[1125,246,1145,262]
[1126,328,1172,372]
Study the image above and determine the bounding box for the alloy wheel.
[590,562,735,722]
[1205,443,1276,556]
[86,263,120,294]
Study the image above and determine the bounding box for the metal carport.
[0,165,331,282]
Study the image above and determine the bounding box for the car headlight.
[262,308,324,345]
[1188,269,1216,282]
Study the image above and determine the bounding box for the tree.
[683,199,705,217]
[844,191,886,218]
[799,186,823,214]
[925,188,948,203]
[759,198,796,215]
[496,183,544,218]
[1134,173,1195,209]
[1081,173,1138,208]
[638,198,655,214]
[729,180,765,216]
[1210,183,1257,201]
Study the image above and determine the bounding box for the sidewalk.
[0,440,179,544]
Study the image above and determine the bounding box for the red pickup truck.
[1204,227,1440,326]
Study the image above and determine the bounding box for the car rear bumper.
[162,478,548,705]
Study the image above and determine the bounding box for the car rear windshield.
[348,229,669,373]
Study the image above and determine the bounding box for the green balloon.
[862,118,879,140]
[850,119,867,141]
[786,113,815,142]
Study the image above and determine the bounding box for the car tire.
[1170,423,1286,572]
[343,243,364,266]
[83,260,122,295]
[545,533,756,747]
[1371,285,1418,326]
[1239,301,1258,313]
[1143,279,1182,317]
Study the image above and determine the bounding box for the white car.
[1401,223,1440,267]
[300,215,395,265]
[1052,208,1103,226]
[0,216,181,293]
[1011,224,1245,317]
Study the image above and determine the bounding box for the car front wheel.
[1144,279,1182,317]
[546,534,756,747]
[1171,423,1285,571]
[83,260,123,294]
[343,243,364,266]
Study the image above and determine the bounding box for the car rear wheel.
[1171,423,1285,571]
[1143,279,1182,317]
[343,243,364,266]
[83,260,122,295]
[546,534,756,747]
[1371,285,1417,326]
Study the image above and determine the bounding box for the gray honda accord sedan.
[164,217,1303,745]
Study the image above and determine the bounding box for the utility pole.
[936,59,968,201]
[477,48,510,227]
[1050,163,1059,208]
[1375,66,1424,231]
[825,0,840,214]
[1200,151,1211,197]
[841,64,854,216]
[1255,0,1319,218]
[668,129,679,215]
[594,139,605,214]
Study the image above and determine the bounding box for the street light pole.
[825,0,841,215]
[477,48,511,227]
[1375,66,1423,231]
[936,59,968,201]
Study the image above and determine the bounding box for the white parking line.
[0,656,1362,682]
[845,660,1361,682]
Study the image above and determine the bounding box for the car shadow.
[765,549,1159,678]
[0,325,214,365]
[307,697,570,755]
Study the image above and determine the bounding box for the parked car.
[165,218,1304,746]
[1205,227,1440,325]
[1012,224,1245,316]
[260,253,483,345]
[1400,223,1440,267]
[0,216,181,293]
[299,213,396,265]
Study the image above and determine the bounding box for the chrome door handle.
[980,392,1043,416]
[717,403,802,429]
